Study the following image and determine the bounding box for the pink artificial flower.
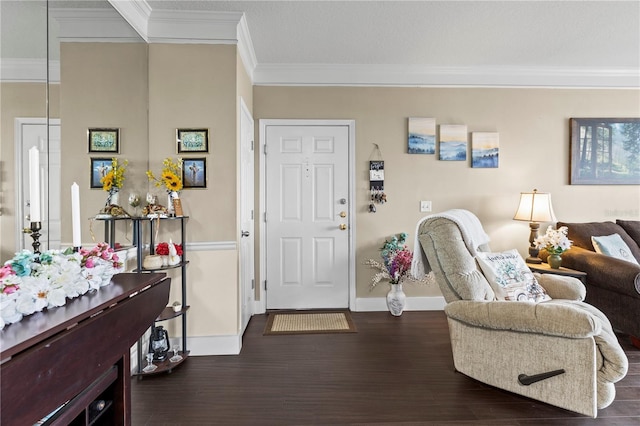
[112,253,119,262]
[85,258,95,268]
[2,284,19,295]
[0,265,15,279]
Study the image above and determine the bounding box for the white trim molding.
[1,59,60,83]
[253,63,640,89]
[187,334,242,356]
[49,8,143,42]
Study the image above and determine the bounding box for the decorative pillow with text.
[476,249,551,303]
[592,233,640,265]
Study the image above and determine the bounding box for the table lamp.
[513,189,557,264]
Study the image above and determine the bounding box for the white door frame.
[14,117,61,251]
[258,119,356,313]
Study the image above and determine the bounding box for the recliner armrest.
[445,299,601,338]
[534,273,586,301]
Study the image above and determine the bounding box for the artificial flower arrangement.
[147,157,183,194]
[365,232,423,289]
[101,157,128,199]
[534,225,573,255]
[0,242,124,330]
[155,240,183,266]
[99,157,129,217]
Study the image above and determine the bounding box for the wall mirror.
[0,0,146,259]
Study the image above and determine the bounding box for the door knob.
[339,224,347,230]
[241,230,250,237]
[339,211,346,218]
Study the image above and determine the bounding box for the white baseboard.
[187,334,243,356]
[355,296,446,312]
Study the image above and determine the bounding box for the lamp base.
[525,256,543,264]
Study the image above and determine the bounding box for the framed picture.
[570,118,640,184]
[182,157,207,188]
[439,124,467,161]
[408,117,436,154]
[90,158,113,189]
[88,128,119,153]
[471,132,499,168]
[177,128,209,153]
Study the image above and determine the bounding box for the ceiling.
[3,0,640,87]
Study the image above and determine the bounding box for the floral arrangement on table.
[0,243,124,330]
[534,226,573,255]
[147,157,183,194]
[365,232,423,289]
[100,157,129,216]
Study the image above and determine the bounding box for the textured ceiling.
[145,1,640,70]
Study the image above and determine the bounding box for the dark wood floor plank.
[131,311,640,425]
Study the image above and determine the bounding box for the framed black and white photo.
[182,157,207,188]
[88,128,119,153]
[90,158,112,189]
[177,128,209,153]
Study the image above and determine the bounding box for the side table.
[528,262,587,284]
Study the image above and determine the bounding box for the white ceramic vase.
[386,283,406,316]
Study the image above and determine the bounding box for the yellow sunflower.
[162,171,183,192]
[101,171,115,192]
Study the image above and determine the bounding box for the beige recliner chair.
[414,210,628,417]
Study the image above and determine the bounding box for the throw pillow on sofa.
[616,220,640,249]
[592,233,640,265]
[476,249,551,302]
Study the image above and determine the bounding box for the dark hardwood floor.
[131,311,640,425]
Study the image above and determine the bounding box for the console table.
[0,272,170,425]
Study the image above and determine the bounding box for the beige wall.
[253,86,640,299]
[60,42,148,248]
[0,82,59,261]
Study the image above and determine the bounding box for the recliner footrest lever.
[518,369,565,386]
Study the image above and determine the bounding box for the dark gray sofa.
[549,220,640,340]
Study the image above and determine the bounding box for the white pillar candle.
[71,182,81,247]
[29,146,41,222]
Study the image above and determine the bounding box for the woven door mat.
[264,310,357,335]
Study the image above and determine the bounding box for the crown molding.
[49,8,144,42]
[107,0,152,42]
[146,10,244,44]
[237,15,257,82]
[253,64,640,88]
[1,59,60,83]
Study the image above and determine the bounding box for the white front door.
[265,124,350,309]
[239,99,255,333]
[17,119,61,251]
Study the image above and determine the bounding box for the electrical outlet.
[420,200,432,212]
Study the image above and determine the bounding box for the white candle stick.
[29,147,41,222]
[71,182,81,247]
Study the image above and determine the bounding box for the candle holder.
[24,221,42,255]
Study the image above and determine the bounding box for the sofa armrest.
[534,273,586,301]
[445,299,601,338]
[560,247,640,299]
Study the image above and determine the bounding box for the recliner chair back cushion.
[418,217,495,303]
[558,221,640,263]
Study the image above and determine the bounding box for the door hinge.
[263,144,267,155]
[251,209,254,220]
[251,278,255,290]
[251,140,254,151]
[264,212,267,222]
[264,280,267,291]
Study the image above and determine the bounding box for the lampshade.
[513,189,556,223]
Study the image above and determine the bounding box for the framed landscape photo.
[439,124,467,161]
[177,128,209,153]
[471,132,499,168]
[88,128,119,153]
[570,118,640,184]
[90,158,113,189]
[182,157,207,188]
[408,117,436,154]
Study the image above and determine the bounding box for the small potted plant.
[534,225,573,269]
